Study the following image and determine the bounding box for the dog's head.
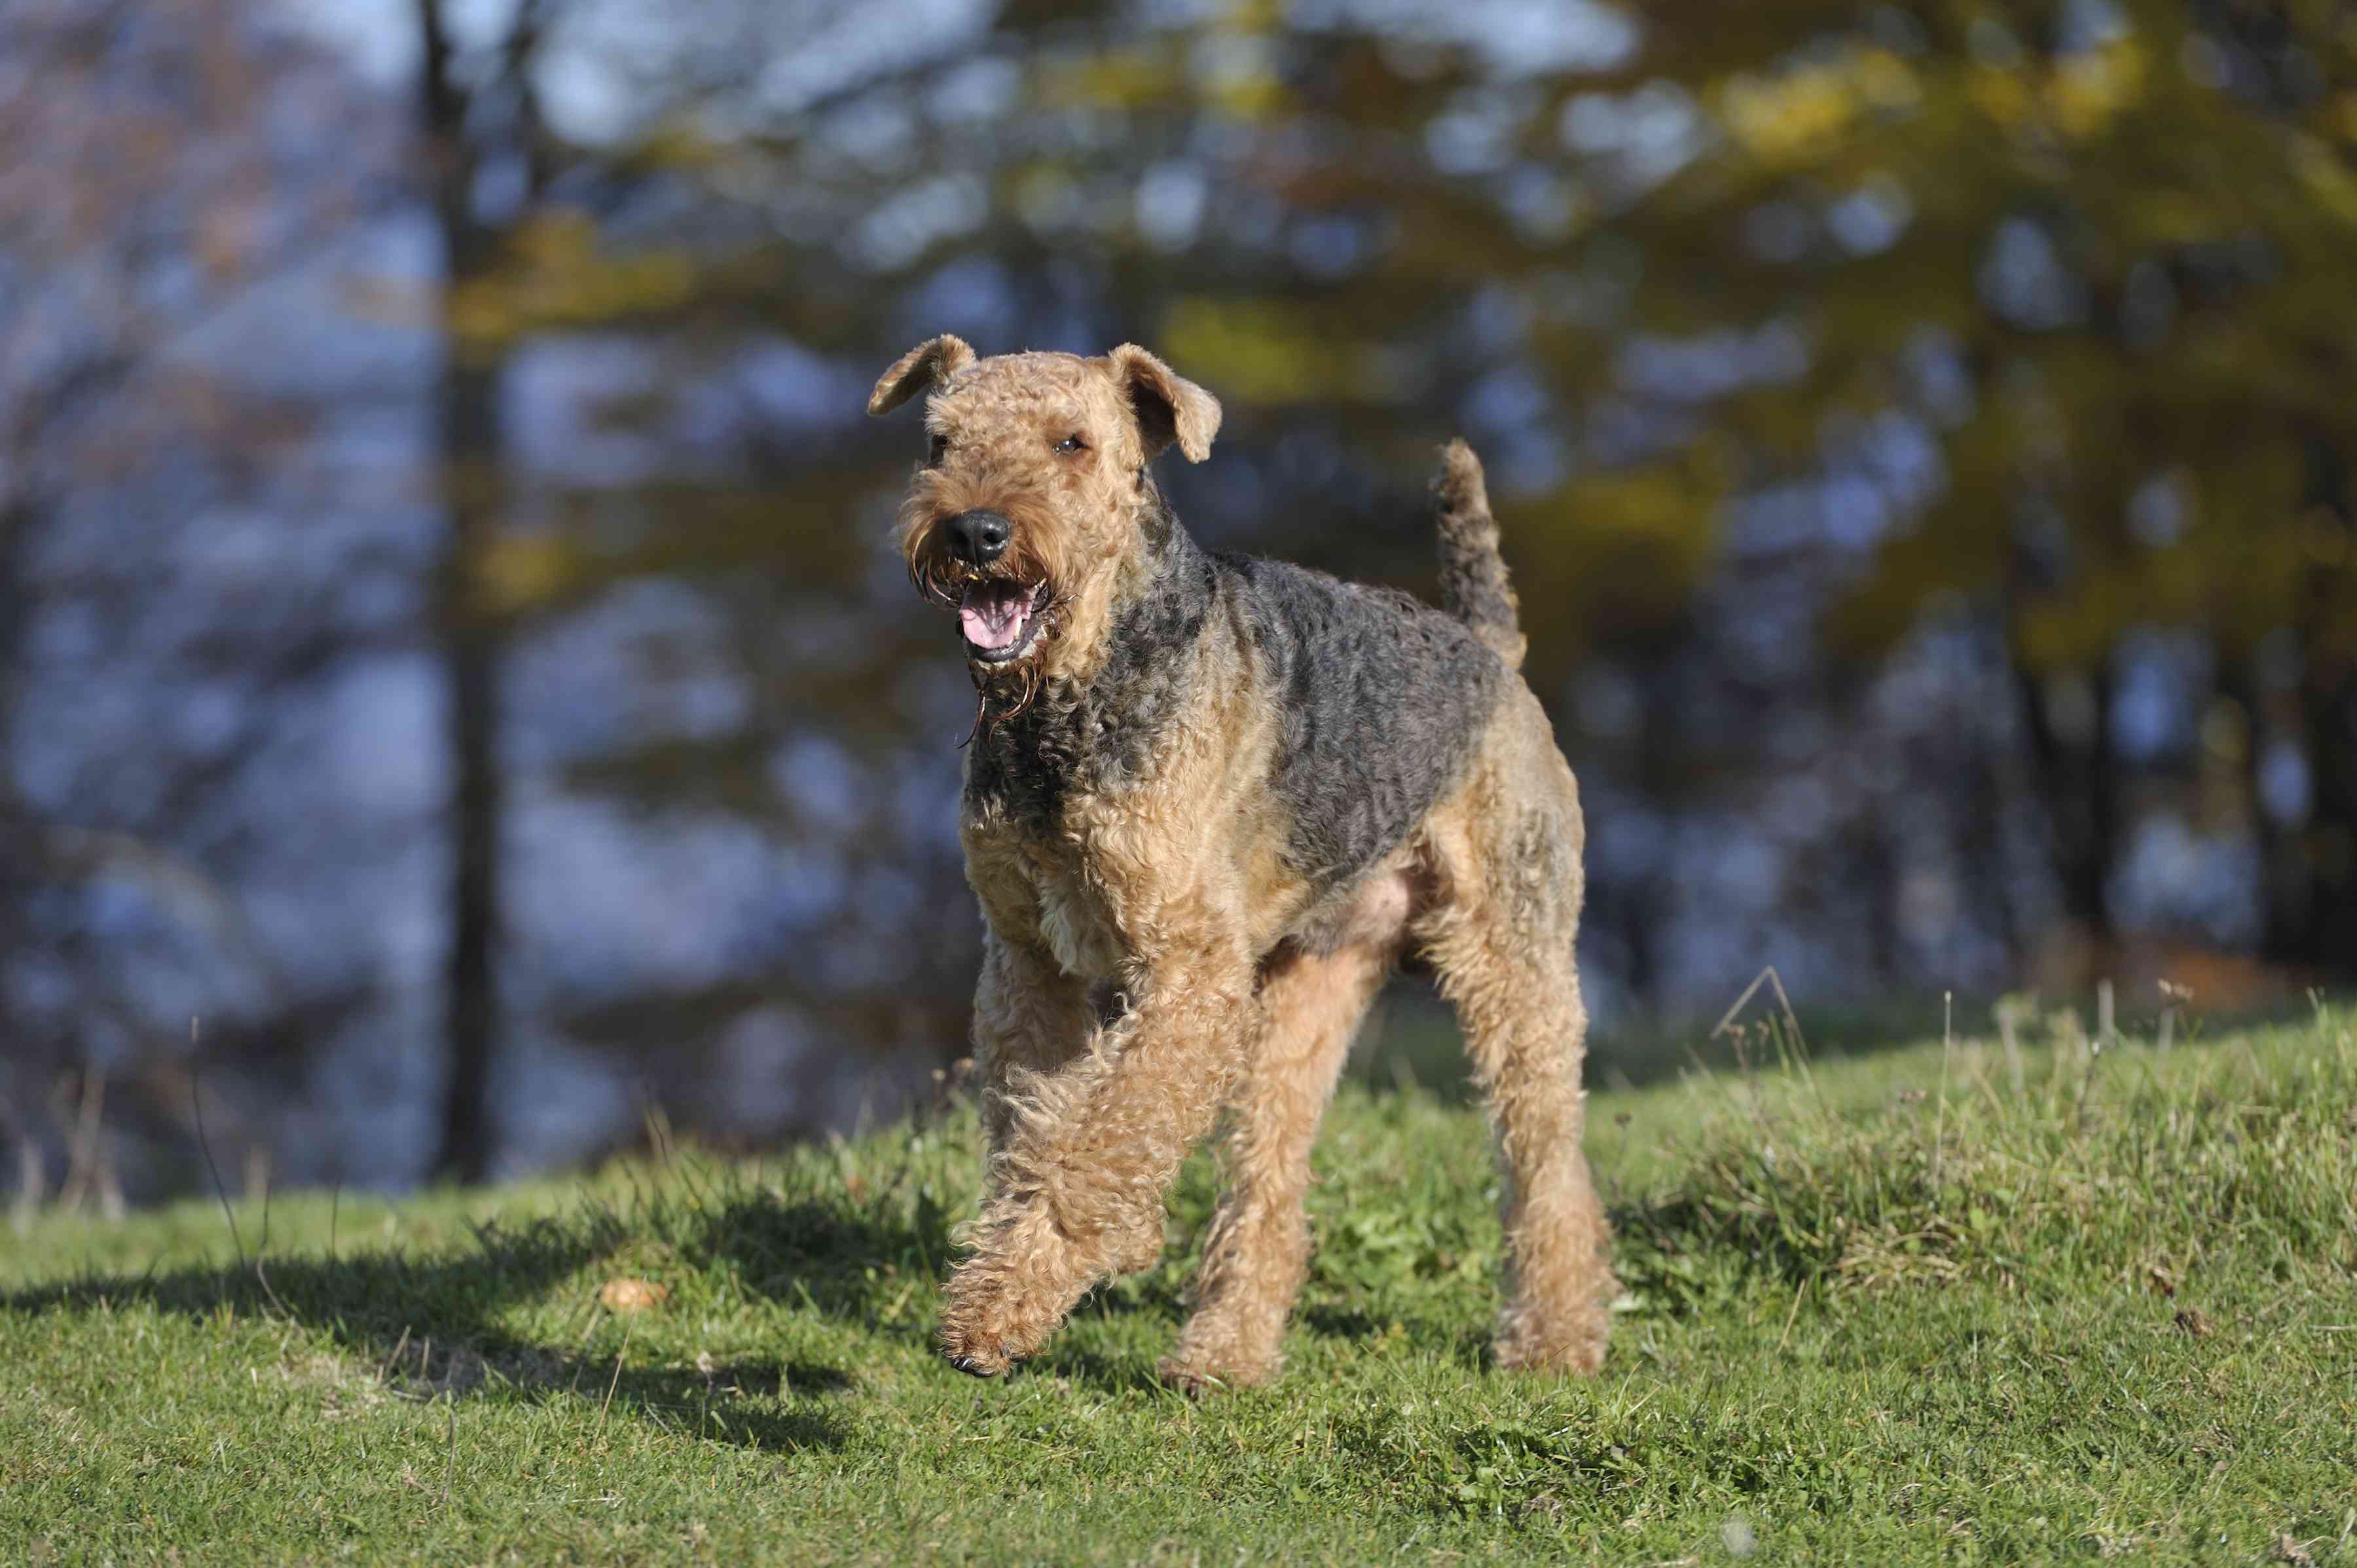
[869,337,1220,677]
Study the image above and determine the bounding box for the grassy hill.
[6,1008,2354,1565]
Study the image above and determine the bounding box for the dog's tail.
[1431,439,1527,672]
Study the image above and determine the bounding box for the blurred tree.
[401,0,951,1173]
[18,0,2357,1205]
[0,496,31,1168]
[0,0,360,1192]
[416,0,555,1182]
[697,0,2357,987]
[1539,0,2357,975]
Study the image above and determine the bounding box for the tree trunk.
[2013,659,2119,966]
[432,363,503,1184]
[2298,666,2357,977]
[0,503,33,1053]
[2288,440,2357,979]
[418,0,506,1184]
[1963,670,2026,981]
[2290,458,2357,977]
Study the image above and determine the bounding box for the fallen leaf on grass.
[2174,1307,2214,1337]
[599,1278,669,1313]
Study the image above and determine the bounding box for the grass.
[5,1007,2355,1565]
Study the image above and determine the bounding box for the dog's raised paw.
[940,1338,1015,1378]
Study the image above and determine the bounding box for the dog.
[870,336,1614,1389]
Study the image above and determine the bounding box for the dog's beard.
[902,496,1067,668]
[898,489,1091,741]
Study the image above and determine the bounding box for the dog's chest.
[962,675,1174,985]
[965,715,1143,983]
[1025,853,1126,982]
[965,689,1140,837]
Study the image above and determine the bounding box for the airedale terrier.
[870,336,1615,1390]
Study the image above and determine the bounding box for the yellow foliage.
[471,532,589,619]
[2131,189,2232,245]
[448,210,695,362]
[1967,67,2032,129]
[1041,48,1175,113]
[1715,46,1920,167]
[1213,0,1281,31]
[2288,134,2357,224]
[2046,40,2146,141]
[1507,459,1730,637]
[1718,64,1863,165]
[1037,37,1281,119]
[1561,470,1720,566]
[635,122,723,172]
[1207,67,1283,121]
[2017,587,2127,670]
[1201,5,1284,117]
[1158,298,1389,405]
[1851,48,1923,114]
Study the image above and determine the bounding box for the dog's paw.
[938,1336,1015,1378]
[1154,1357,1228,1398]
[1491,1324,1607,1377]
[937,1314,1023,1379]
[1156,1346,1281,1396]
[944,1349,1008,1379]
[933,1330,1018,1377]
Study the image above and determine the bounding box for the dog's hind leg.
[1158,939,1389,1393]
[1414,697,1616,1376]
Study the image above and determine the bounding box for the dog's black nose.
[944,509,1010,566]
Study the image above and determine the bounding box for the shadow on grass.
[683,1189,1196,1308]
[1029,1343,1173,1395]
[2,1213,855,1453]
[1298,1303,1492,1371]
[680,1197,954,1331]
[677,1192,1220,1395]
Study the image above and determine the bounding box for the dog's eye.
[1053,433,1087,455]
[926,434,949,465]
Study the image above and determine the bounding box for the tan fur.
[1157,936,1393,1392]
[871,343,1617,1387]
[1412,685,1615,1374]
[1433,437,1528,670]
[894,346,1215,695]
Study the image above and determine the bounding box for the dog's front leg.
[939,938,1257,1376]
[970,928,1094,1182]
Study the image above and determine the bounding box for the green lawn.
[7,1008,2355,1565]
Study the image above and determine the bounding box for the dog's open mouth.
[959,579,1049,663]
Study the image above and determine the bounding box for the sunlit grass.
[5,1008,2354,1564]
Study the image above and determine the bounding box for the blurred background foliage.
[2,0,2352,1205]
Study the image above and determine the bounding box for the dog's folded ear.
[868,334,977,416]
[1108,344,1221,462]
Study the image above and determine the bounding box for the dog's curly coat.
[870,336,1615,1390]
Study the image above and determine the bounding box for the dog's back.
[1215,552,1505,895]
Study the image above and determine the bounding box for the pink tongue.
[960,584,1032,650]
